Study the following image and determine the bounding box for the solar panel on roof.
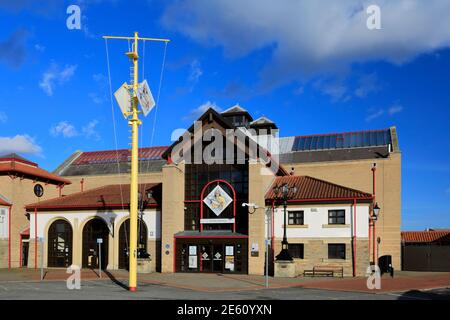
[291,129,391,152]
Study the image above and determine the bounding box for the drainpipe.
[353,198,357,277]
[371,163,377,264]
[34,207,37,269]
[271,200,275,264]
[8,205,11,269]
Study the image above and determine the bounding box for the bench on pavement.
[303,265,344,278]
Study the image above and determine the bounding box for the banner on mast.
[137,80,155,117]
[114,82,132,119]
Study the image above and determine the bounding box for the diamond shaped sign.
[203,185,233,216]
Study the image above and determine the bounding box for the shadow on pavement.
[103,270,129,291]
[398,288,450,300]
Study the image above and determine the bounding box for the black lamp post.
[273,182,298,261]
[370,202,381,264]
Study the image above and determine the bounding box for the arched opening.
[119,218,148,269]
[47,219,73,268]
[82,218,109,269]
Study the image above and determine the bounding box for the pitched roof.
[0,156,71,185]
[221,104,248,114]
[55,146,169,176]
[25,183,162,211]
[402,230,450,243]
[250,116,278,129]
[265,175,373,201]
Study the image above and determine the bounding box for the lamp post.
[371,202,381,264]
[273,183,297,261]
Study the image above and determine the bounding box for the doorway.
[118,218,148,269]
[82,218,109,269]
[176,238,247,274]
[47,219,72,268]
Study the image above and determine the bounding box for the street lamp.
[273,183,298,261]
[370,202,381,264]
[373,203,380,220]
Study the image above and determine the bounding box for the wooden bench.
[303,266,344,278]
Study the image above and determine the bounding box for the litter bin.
[378,255,394,277]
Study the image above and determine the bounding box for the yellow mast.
[102,32,169,292]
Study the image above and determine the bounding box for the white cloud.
[82,120,100,140]
[50,121,78,138]
[39,63,77,96]
[184,101,222,121]
[366,109,385,122]
[355,73,380,98]
[388,104,404,115]
[189,59,203,86]
[0,135,42,155]
[50,120,100,140]
[162,0,450,89]
[366,103,404,122]
[34,44,45,52]
[0,111,7,123]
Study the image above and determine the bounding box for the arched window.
[47,219,73,268]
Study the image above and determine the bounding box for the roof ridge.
[293,128,390,139]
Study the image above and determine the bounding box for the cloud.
[82,120,100,140]
[50,120,100,140]
[0,112,7,123]
[313,78,350,102]
[162,0,450,89]
[446,188,450,194]
[355,73,380,98]
[0,29,29,69]
[50,121,78,138]
[365,109,385,122]
[189,59,203,86]
[39,63,77,96]
[0,135,42,155]
[184,101,222,121]
[388,104,403,115]
[366,103,404,122]
[34,44,45,52]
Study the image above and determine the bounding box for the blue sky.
[0,0,449,230]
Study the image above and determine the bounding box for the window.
[328,210,345,224]
[288,244,304,259]
[288,211,304,225]
[328,244,346,259]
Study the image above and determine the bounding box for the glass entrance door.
[200,245,212,272]
[212,244,223,272]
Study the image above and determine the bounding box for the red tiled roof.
[72,146,169,165]
[265,175,373,201]
[25,183,161,211]
[402,230,450,243]
[0,158,71,185]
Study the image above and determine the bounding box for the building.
[0,153,71,268]
[402,229,450,272]
[1,105,402,276]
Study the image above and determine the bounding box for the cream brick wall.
[285,152,401,270]
[273,238,369,277]
[0,175,64,268]
[160,162,185,273]
[248,161,277,275]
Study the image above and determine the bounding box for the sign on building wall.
[0,208,8,239]
[203,185,233,216]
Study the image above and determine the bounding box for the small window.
[288,244,304,259]
[328,244,346,259]
[328,210,345,225]
[288,211,304,225]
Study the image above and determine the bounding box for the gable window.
[288,243,304,259]
[328,244,346,259]
[288,211,304,225]
[328,210,345,225]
